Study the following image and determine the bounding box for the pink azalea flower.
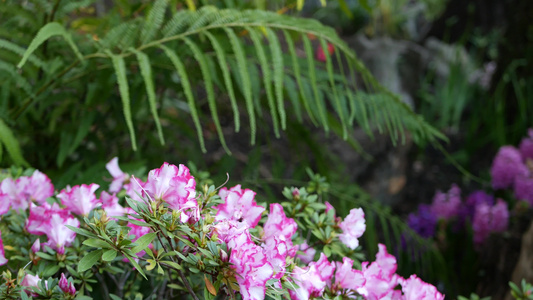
[26,203,70,235]
[312,253,335,282]
[31,239,40,253]
[21,274,40,287]
[24,170,55,204]
[44,213,80,254]
[100,191,126,217]
[338,208,366,250]
[57,184,100,216]
[357,244,399,299]
[0,177,27,211]
[472,199,509,245]
[263,203,297,243]
[59,273,76,295]
[0,231,8,266]
[430,184,462,220]
[289,265,326,300]
[106,157,129,193]
[519,129,533,161]
[144,163,198,222]
[490,146,528,189]
[230,238,274,300]
[334,257,365,290]
[263,236,290,279]
[296,241,316,264]
[215,185,265,228]
[401,274,444,300]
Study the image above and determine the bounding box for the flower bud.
[219,249,228,262]
[59,273,76,295]
[31,239,40,253]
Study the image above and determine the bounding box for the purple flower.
[430,184,462,220]
[472,199,509,245]
[519,129,533,161]
[407,204,437,238]
[514,174,533,205]
[491,146,528,189]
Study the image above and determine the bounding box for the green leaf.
[17,22,83,68]
[160,45,206,152]
[246,26,279,137]
[108,52,137,151]
[83,238,112,249]
[130,232,157,254]
[124,253,147,279]
[78,250,103,272]
[0,118,29,167]
[224,28,256,145]
[319,38,347,139]
[102,249,118,261]
[204,31,240,132]
[131,49,165,145]
[161,260,183,270]
[65,225,99,239]
[283,30,316,125]
[266,27,286,131]
[302,35,328,132]
[141,0,168,44]
[183,37,231,154]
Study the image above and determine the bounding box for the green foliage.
[0,0,443,171]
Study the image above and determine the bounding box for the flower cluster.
[0,159,444,300]
[491,130,533,204]
[406,129,533,247]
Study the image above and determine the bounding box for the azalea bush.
[0,159,446,299]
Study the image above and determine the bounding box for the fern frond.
[102,20,141,51]
[204,31,240,132]
[108,52,137,151]
[57,0,96,18]
[0,61,34,96]
[0,118,29,167]
[246,26,280,138]
[183,37,231,154]
[161,11,191,38]
[0,38,45,68]
[131,49,165,145]
[17,22,83,69]
[159,45,206,152]
[319,38,347,139]
[265,28,286,131]
[141,0,169,44]
[302,34,329,132]
[223,27,256,145]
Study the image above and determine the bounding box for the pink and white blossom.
[106,157,129,193]
[0,231,7,266]
[338,208,366,250]
[334,257,365,290]
[289,265,326,300]
[144,163,198,222]
[296,241,316,264]
[401,274,444,300]
[312,253,335,282]
[0,177,27,212]
[44,213,80,254]
[215,185,265,228]
[100,191,126,217]
[57,184,100,216]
